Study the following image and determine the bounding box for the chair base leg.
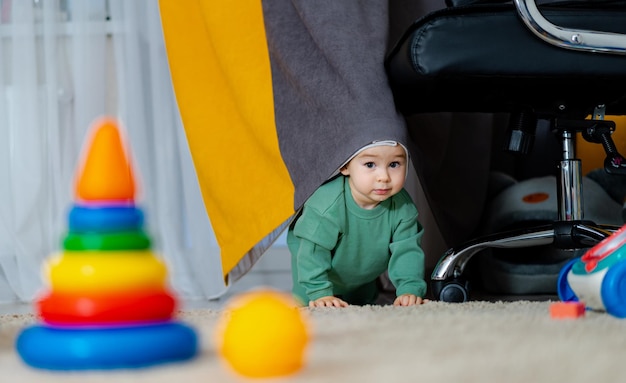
[430,221,620,302]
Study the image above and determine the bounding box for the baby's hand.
[393,294,428,306]
[309,296,349,308]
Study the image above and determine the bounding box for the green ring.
[63,231,151,251]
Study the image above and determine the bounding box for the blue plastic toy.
[16,322,197,370]
[558,224,626,318]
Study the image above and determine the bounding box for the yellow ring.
[44,251,168,294]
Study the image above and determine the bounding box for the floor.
[0,294,556,316]
[0,290,556,316]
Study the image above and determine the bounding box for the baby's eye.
[365,162,375,168]
[390,161,402,168]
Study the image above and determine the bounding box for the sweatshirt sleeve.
[387,204,427,298]
[294,238,335,301]
[291,206,342,301]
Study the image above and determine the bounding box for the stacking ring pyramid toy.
[16,117,198,370]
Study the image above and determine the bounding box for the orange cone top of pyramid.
[75,117,136,202]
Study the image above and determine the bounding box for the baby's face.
[340,145,407,209]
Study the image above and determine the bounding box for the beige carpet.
[1,300,625,382]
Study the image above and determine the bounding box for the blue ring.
[601,260,626,318]
[69,205,144,233]
[557,257,580,302]
[16,322,198,370]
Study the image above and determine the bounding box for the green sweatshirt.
[288,176,427,305]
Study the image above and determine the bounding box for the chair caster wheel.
[432,279,469,302]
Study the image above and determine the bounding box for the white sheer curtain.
[0,0,227,303]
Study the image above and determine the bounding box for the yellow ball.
[215,289,310,378]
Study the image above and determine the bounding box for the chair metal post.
[557,130,584,221]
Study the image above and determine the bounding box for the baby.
[288,141,428,307]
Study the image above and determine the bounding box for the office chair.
[385,0,626,302]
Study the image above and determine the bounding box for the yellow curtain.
[158,1,295,278]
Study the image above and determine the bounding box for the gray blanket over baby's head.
[262,0,408,209]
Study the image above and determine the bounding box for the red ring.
[37,289,177,326]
